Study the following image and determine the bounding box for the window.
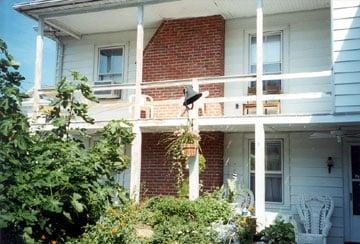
[95,46,124,97]
[249,140,283,203]
[98,47,124,82]
[250,33,282,91]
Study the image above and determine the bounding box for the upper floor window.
[249,140,283,203]
[250,32,282,92]
[98,46,124,82]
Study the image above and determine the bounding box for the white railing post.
[32,17,44,120]
[130,5,144,203]
[256,0,264,115]
[255,121,266,230]
[188,78,200,200]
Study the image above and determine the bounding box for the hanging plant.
[164,120,205,194]
[166,123,201,159]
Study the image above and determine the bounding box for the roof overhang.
[14,0,330,40]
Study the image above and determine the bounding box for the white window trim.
[243,133,291,210]
[93,43,129,84]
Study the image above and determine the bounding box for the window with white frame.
[98,46,124,82]
[249,140,283,203]
[250,32,282,91]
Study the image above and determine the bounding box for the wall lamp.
[326,157,335,174]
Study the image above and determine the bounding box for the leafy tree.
[0,39,134,243]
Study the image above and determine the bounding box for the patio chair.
[243,84,281,115]
[233,188,254,210]
[292,194,334,244]
[128,94,154,119]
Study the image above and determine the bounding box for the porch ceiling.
[15,0,330,37]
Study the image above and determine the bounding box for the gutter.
[13,0,177,13]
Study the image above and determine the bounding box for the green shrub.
[235,216,257,244]
[144,195,232,243]
[68,204,142,244]
[0,39,134,242]
[260,217,295,244]
[73,195,232,244]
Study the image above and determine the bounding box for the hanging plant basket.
[182,143,197,157]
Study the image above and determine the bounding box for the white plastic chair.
[292,194,334,244]
[128,94,154,119]
[233,188,254,210]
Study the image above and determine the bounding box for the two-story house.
[14,0,360,243]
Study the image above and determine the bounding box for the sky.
[0,0,56,91]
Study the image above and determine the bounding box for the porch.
[15,0,358,241]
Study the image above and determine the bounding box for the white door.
[349,145,360,241]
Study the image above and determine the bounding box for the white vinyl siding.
[332,0,360,113]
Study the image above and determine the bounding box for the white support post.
[130,5,144,203]
[256,0,264,115]
[188,78,200,200]
[255,121,266,230]
[32,17,44,119]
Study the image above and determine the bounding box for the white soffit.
[45,0,330,35]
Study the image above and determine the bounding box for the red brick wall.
[140,15,225,197]
[143,15,225,82]
[141,132,224,197]
[142,15,225,119]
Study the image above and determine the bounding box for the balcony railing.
[27,70,332,125]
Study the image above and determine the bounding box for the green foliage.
[47,71,98,138]
[0,38,134,242]
[259,217,295,244]
[235,216,257,244]
[144,195,232,243]
[164,121,207,195]
[0,38,33,240]
[68,205,141,244]
[74,195,232,244]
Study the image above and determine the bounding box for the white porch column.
[256,0,264,115]
[130,5,144,203]
[188,78,200,200]
[255,0,266,230]
[32,17,44,119]
[255,121,266,229]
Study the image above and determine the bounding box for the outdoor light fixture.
[183,85,202,110]
[326,157,334,174]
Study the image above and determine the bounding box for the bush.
[259,217,295,244]
[145,195,232,243]
[73,195,232,244]
[0,39,134,242]
[67,204,141,244]
[235,216,257,244]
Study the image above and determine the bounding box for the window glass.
[250,33,282,90]
[250,140,283,202]
[98,47,123,81]
[250,34,281,68]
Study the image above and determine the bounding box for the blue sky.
[0,0,56,91]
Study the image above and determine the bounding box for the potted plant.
[165,121,204,194]
[171,124,200,157]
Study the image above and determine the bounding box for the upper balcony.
[16,0,347,128]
